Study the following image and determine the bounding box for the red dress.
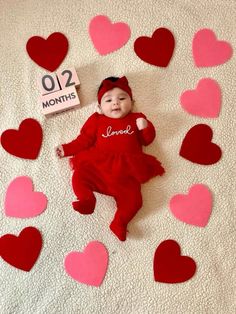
[62,112,165,184]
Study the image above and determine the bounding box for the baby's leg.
[72,170,96,214]
[109,177,143,241]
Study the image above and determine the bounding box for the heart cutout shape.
[1,118,43,159]
[5,176,47,218]
[64,241,108,287]
[26,32,69,71]
[193,28,233,67]
[180,78,221,118]
[179,124,222,165]
[89,15,131,55]
[170,184,212,227]
[0,227,42,271]
[134,28,175,67]
[154,239,196,283]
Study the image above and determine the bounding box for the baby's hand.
[55,145,64,158]
[136,118,148,130]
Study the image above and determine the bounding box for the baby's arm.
[136,113,156,146]
[56,113,98,158]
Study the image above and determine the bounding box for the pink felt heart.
[4,176,47,218]
[193,29,233,67]
[169,184,212,227]
[180,78,221,118]
[89,15,131,55]
[64,241,108,287]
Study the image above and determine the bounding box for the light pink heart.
[89,15,131,55]
[193,28,233,67]
[4,176,47,218]
[180,78,221,118]
[64,241,108,287]
[169,184,212,227]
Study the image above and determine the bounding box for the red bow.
[97,76,132,103]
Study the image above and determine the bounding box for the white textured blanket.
[0,1,235,313]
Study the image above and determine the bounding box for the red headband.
[97,76,133,104]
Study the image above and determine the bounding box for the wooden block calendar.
[38,67,80,116]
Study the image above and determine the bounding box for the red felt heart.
[154,240,196,283]
[0,227,42,271]
[134,28,175,67]
[1,118,43,159]
[26,32,69,71]
[180,124,222,165]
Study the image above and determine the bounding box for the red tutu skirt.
[70,148,165,184]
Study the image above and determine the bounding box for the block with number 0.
[38,72,61,95]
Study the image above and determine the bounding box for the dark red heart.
[154,240,196,283]
[180,124,222,165]
[0,227,42,271]
[134,28,175,67]
[26,32,69,71]
[1,118,43,159]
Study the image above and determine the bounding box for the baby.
[56,76,165,241]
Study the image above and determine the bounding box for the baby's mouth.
[112,108,121,112]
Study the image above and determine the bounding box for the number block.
[38,73,61,95]
[56,67,80,89]
[38,67,81,116]
[40,85,80,116]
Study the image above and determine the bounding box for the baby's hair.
[98,76,119,92]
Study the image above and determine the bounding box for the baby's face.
[100,87,132,118]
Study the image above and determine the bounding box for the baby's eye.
[119,97,125,100]
[106,99,112,102]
